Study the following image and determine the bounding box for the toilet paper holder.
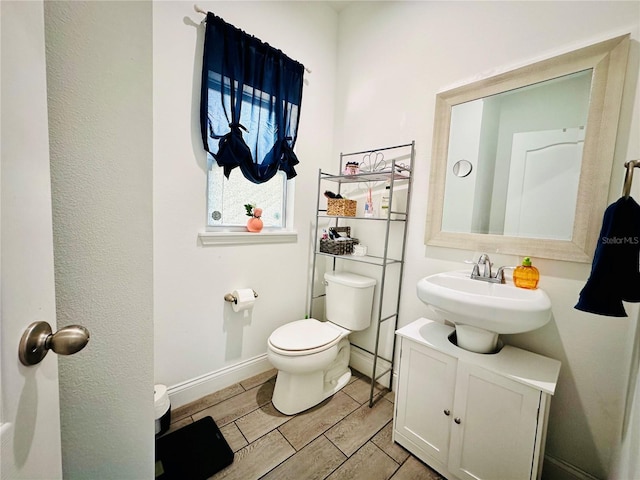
[224,290,258,304]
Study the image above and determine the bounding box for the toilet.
[267,271,376,415]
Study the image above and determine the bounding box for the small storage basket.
[319,227,358,255]
[327,198,357,217]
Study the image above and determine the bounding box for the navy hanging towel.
[575,196,640,316]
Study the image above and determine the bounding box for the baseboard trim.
[544,454,600,480]
[166,354,272,408]
[349,347,395,388]
[167,347,396,409]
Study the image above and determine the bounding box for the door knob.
[19,321,90,366]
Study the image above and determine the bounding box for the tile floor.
[164,368,444,480]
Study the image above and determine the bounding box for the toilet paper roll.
[232,288,255,312]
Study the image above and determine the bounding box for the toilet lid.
[269,319,342,351]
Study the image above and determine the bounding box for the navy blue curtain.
[200,13,304,184]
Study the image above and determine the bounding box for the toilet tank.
[324,271,376,331]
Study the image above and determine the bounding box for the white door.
[503,128,584,239]
[1,1,63,478]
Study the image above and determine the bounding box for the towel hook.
[623,160,640,199]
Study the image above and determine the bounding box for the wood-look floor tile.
[239,368,277,391]
[325,441,398,480]
[235,402,290,443]
[193,382,274,427]
[208,429,294,480]
[261,435,347,480]
[167,370,435,480]
[390,455,444,480]
[325,397,394,457]
[279,391,360,451]
[219,422,248,452]
[349,368,364,383]
[171,383,245,422]
[371,421,410,465]
[342,376,389,405]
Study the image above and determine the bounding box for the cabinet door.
[395,338,457,465]
[449,362,541,480]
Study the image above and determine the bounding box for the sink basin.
[416,271,551,353]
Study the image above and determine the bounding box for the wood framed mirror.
[425,34,630,262]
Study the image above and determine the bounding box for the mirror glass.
[442,70,591,240]
[425,35,630,262]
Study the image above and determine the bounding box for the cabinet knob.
[443,409,451,416]
[454,417,462,425]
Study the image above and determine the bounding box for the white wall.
[45,1,154,478]
[153,1,338,396]
[335,2,639,479]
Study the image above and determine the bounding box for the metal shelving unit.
[309,141,415,407]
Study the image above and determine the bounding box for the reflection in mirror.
[452,159,473,178]
[442,70,591,239]
[426,35,630,262]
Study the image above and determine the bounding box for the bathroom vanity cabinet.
[309,141,415,407]
[393,318,560,480]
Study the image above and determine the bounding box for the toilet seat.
[268,319,348,357]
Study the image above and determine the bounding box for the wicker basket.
[319,227,358,255]
[327,198,357,217]
[320,238,358,255]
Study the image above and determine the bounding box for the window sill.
[198,230,298,246]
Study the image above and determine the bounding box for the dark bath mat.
[155,416,234,479]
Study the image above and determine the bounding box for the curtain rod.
[193,4,311,74]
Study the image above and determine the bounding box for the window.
[207,168,286,227]
[200,13,304,230]
[205,71,288,228]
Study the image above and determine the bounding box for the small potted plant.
[244,203,263,233]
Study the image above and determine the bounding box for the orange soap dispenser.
[513,257,539,289]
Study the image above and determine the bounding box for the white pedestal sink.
[416,271,552,353]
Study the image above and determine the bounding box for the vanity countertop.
[396,318,561,395]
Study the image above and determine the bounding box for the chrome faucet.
[470,254,510,284]
[470,253,492,278]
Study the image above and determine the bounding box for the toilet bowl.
[267,318,351,415]
[268,271,376,415]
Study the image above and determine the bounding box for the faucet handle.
[465,259,481,278]
[495,266,515,284]
[471,264,480,277]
